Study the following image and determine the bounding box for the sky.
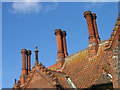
[2,1,119,88]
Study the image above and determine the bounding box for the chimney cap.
[21,49,27,53]
[54,29,62,35]
[84,11,92,18]
[92,13,97,19]
[62,31,67,36]
[35,46,39,52]
[27,50,32,55]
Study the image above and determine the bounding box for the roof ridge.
[22,62,62,88]
[20,69,36,88]
[65,49,88,62]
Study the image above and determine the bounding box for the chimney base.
[56,58,65,67]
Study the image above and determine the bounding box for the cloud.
[44,3,58,13]
[10,0,58,14]
[84,2,105,9]
[11,0,42,14]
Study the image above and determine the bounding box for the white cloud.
[44,3,58,13]
[10,0,58,14]
[11,0,42,14]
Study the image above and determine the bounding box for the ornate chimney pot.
[35,46,39,64]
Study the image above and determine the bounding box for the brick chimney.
[62,31,68,57]
[84,11,98,56]
[21,49,27,75]
[54,29,65,67]
[92,13,101,43]
[27,50,31,73]
[35,46,39,65]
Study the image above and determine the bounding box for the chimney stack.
[62,31,68,57]
[84,11,98,56]
[84,11,98,44]
[21,49,27,75]
[54,29,65,67]
[27,50,31,73]
[35,46,39,65]
[92,13,101,43]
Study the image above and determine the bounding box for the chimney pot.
[35,47,39,64]
[54,29,65,67]
[84,11,98,56]
[21,49,27,54]
[84,11,97,44]
[27,50,31,73]
[92,13,101,43]
[27,50,31,55]
[21,49,27,75]
[84,11,92,18]
[62,31,68,57]
[54,29,62,35]
[92,13,97,19]
[62,31,67,36]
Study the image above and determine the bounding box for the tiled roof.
[49,39,114,88]
[62,48,112,88]
[20,62,71,88]
[47,64,60,70]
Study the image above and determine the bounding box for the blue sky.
[2,2,118,88]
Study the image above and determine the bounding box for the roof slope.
[62,43,113,88]
[49,40,114,88]
[25,69,55,88]
[16,63,71,88]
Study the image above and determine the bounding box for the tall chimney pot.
[54,29,65,67]
[27,50,31,73]
[21,49,27,75]
[92,13,101,43]
[62,31,68,57]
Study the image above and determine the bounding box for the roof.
[48,39,115,88]
[15,62,72,88]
